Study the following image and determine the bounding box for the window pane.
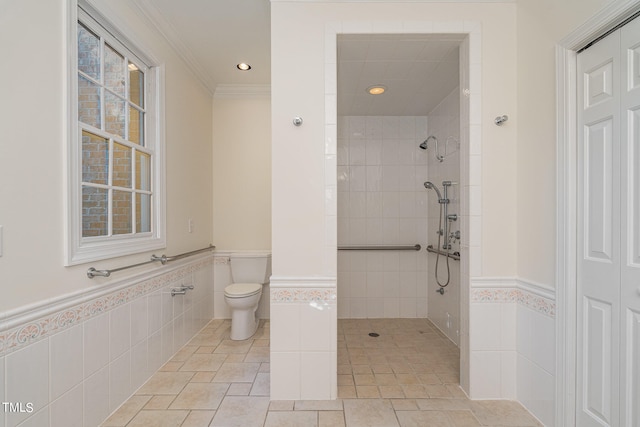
[105,92,125,138]
[77,23,100,80]
[129,107,143,145]
[78,76,101,128]
[129,62,144,108]
[135,151,151,190]
[113,142,132,188]
[82,186,108,237]
[104,44,125,97]
[82,131,108,185]
[136,193,151,233]
[112,190,132,235]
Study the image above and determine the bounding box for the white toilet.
[224,252,271,340]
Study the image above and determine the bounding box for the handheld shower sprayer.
[424,181,449,204]
[423,181,443,202]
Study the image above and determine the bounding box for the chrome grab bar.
[338,244,421,251]
[426,244,460,260]
[87,244,215,278]
[150,245,215,265]
[171,285,194,297]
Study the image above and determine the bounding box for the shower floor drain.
[368,332,380,337]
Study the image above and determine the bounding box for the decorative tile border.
[471,287,555,318]
[271,288,337,303]
[0,256,214,357]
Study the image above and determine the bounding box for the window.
[66,2,165,265]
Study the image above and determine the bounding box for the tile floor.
[102,318,543,427]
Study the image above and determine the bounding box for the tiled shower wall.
[337,115,430,318]
[426,87,461,345]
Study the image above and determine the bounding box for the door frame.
[556,1,640,425]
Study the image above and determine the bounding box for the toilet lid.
[224,283,262,298]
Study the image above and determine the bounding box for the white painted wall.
[515,0,614,287]
[0,0,213,312]
[212,93,271,251]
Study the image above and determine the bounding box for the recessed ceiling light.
[367,85,386,95]
[237,63,252,71]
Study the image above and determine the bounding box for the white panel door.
[577,29,621,427]
[620,16,640,427]
[578,15,640,427]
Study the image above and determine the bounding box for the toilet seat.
[224,283,262,298]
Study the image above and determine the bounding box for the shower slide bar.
[87,244,216,278]
[338,244,421,251]
[426,244,460,260]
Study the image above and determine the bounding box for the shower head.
[424,181,443,201]
[420,135,436,150]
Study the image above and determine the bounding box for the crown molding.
[131,0,215,96]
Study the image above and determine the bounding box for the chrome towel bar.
[338,244,421,251]
[426,244,460,260]
[87,244,215,278]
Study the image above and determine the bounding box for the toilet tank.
[230,252,272,284]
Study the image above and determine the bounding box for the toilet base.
[229,306,260,340]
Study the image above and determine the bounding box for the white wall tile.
[84,366,110,427]
[366,298,384,317]
[500,351,517,399]
[14,406,48,427]
[349,116,366,138]
[161,286,174,326]
[271,304,301,352]
[147,290,162,335]
[271,352,301,400]
[300,303,333,352]
[301,352,333,399]
[161,321,174,362]
[382,116,399,138]
[517,354,555,427]
[109,350,132,412]
[365,140,382,165]
[50,384,83,427]
[50,324,83,401]
[500,303,517,350]
[367,272,384,298]
[399,298,416,318]
[5,339,49,427]
[147,331,163,376]
[109,303,131,362]
[349,165,366,191]
[350,299,367,318]
[350,139,366,165]
[530,308,555,375]
[130,296,148,347]
[469,351,501,398]
[469,303,501,351]
[84,312,109,379]
[382,272,399,298]
[131,340,149,391]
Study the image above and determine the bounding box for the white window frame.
[65,0,166,266]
